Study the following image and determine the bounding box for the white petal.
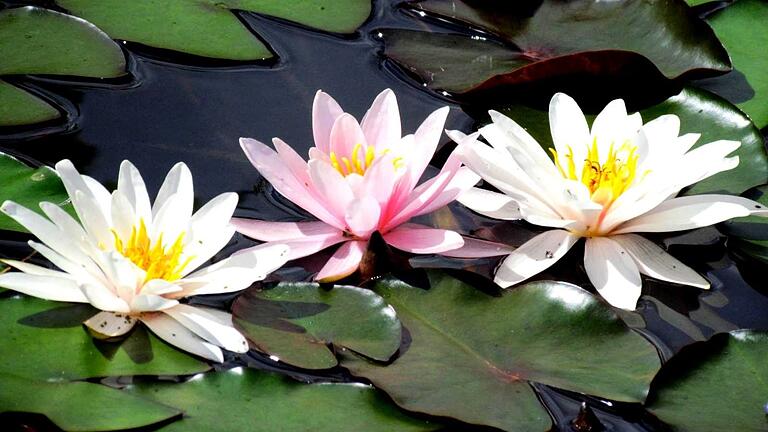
[117,160,152,222]
[80,283,131,313]
[487,110,558,176]
[142,312,223,362]
[131,294,179,312]
[84,311,137,338]
[494,230,579,288]
[151,193,190,246]
[457,187,522,220]
[549,93,590,168]
[182,192,238,274]
[153,162,193,219]
[611,234,709,289]
[164,304,249,353]
[0,272,88,302]
[614,194,763,234]
[583,237,642,310]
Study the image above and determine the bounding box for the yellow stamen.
[113,219,192,282]
[550,138,644,207]
[328,144,402,177]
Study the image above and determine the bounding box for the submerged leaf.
[233,283,401,369]
[127,368,441,431]
[647,330,768,431]
[56,0,371,60]
[0,373,180,431]
[380,0,729,95]
[340,271,661,431]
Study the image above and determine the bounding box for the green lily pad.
[647,330,768,431]
[0,80,60,127]
[705,0,768,128]
[0,6,126,77]
[379,0,729,95]
[0,372,180,431]
[0,6,125,126]
[127,368,441,431]
[0,153,73,233]
[721,184,768,262]
[0,295,210,380]
[495,87,768,196]
[233,283,401,370]
[56,0,371,60]
[340,272,661,432]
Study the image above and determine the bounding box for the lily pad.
[379,0,729,95]
[647,330,768,431]
[233,283,401,370]
[127,368,441,431]
[0,295,210,380]
[0,153,72,233]
[0,6,126,126]
[721,185,768,262]
[340,272,661,432]
[0,80,60,127]
[495,87,768,196]
[56,0,371,60]
[704,0,768,128]
[0,372,180,431]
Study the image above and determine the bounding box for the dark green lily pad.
[379,0,729,95]
[56,0,371,60]
[704,0,768,128]
[647,330,768,431]
[0,372,180,431]
[0,80,60,127]
[127,368,441,431]
[0,295,210,380]
[340,272,661,432]
[495,87,768,196]
[0,153,72,233]
[233,283,401,370]
[0,6,126,126]
[721,185,768,262]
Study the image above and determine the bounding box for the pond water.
[1,1,768,431]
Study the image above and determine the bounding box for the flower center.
[112,219,193,281]
[329,143,403,176]
[551,138,642,207]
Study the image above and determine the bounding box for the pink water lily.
[234,89,508,282]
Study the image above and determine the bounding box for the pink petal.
[410,166,480,218]
[329,114,367,160]
[344,196,381,237]
[360,153,399,206]
[240,138,344,228]
[316,240,366,282]
[312,90,345,153]
[440,236,514,258]
[383,225,464,254]
[308,159,354,219]
[273,137,310,185]
[232,219,340,241]
[280,235,348,260]
[405,106,449,189]
[361,89,401,149]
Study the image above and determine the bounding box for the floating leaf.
[0,372,180,431]
[0,153,72,233]
[0,295,210,380]
[127,368,441,431]
[704,0,768,128]
[0,6,126,126]
[647,330,768,431]
[340,272,661,432]
[56,0,371,60]
[379,0,729,95]
[721,185,768,263]
[495,87,768,196]
[0,80,60,127]
[233,283,401,369]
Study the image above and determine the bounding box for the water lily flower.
[234,89,506,282]
[0,160,289,362]
[451,93,768,310]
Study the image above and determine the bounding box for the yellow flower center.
[550,138,643,207]
[112,219,193,281]
[329,143,403,176]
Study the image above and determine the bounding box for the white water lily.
[451,93,768,310]
[0,160,289,362]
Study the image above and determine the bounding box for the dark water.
[2,1,768,431]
